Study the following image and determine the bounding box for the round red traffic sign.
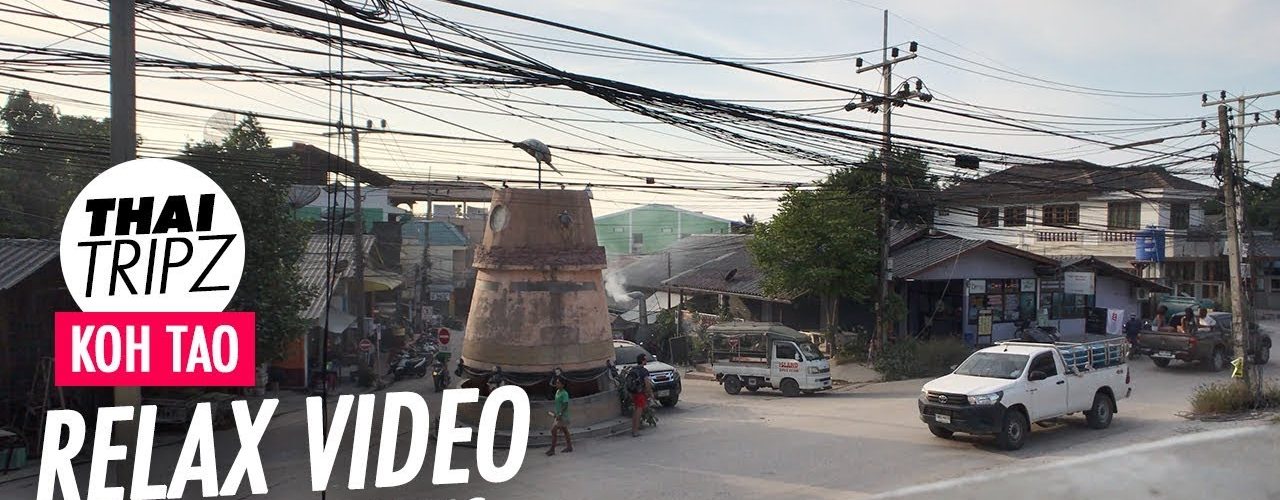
[438,328,451,345]
[358,338,373,353]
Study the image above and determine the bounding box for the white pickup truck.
[709,322,832,397]
[918,339,1132,450]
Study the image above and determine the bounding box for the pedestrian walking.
[627,353,653,437]
[545,377,573,456]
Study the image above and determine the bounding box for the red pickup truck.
[1136,312,1271,371]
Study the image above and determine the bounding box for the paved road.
[5,330,1275,500]
[876,425,1280,499]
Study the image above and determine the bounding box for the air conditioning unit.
[1134,288,1150,301]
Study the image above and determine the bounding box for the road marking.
[870,425,1268,498]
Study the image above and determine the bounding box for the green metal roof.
[402,220,469,247]
[706,322,810,343]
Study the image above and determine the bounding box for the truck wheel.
[780,379,801,397]
[1151,358,1171,368]
[1085,392,1114,429]
[723,376,742,395]
[745,386,759,393]
[1206,347,1226,372]
[659,395,679,407]
[929,425,954,439]
[996,409,1028,451]
[1255,341,1271,365]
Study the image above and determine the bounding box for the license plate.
[935,414,951,424]
[655,390,670,397]
[1155,351,1174,358]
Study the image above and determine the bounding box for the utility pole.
[845,10,930,351]
[1213,104,1249,387]
[109,0,139,491]
[418,191,433,333]
[352,126,367,361]
[1202,91,1280,390]
[667,252,675,362]
[327,120,393,376]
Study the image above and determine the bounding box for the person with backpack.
[627,353,654,437]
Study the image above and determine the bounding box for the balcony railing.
[1036,231,1079,242]
[1101,231,1138,242]
[1030,230,1184,250]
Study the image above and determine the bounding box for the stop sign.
[358,338,373,353]
[438,328,451,345]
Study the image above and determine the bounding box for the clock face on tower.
[489,204,510,232]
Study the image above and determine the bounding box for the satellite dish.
[203,111,240,144]
[287,185,323,208]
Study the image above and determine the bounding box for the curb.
[683,371,717,382]
[446,417,636,449]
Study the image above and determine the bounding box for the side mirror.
[949,364,959,371]
[1028,370,1048,381]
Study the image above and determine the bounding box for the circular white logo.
[60,158,245,312]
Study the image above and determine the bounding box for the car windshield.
[614,345,651,366]
[953,352,1029,380]
[797,342,824,360]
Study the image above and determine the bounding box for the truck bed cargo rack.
[996,338,1129,372]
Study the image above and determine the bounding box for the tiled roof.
[298,234,375,320]
[608,234,750,292]
[938,161,1215,204]
[0,239,59,291]
[268,142,397,187]
[890,235,1059,279]
[660,244,801,303]
[889,221,927,249]
[891,237,988,279]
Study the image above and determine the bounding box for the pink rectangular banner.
[54,312,256,387]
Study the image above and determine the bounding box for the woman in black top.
[1180,307,1198,333]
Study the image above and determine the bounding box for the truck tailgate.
[1138,331,1192,352]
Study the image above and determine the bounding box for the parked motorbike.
[389,348,431,380]
[1015,320,1061,343]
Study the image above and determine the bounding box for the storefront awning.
[364,273,403,292]
[319,308,357,334]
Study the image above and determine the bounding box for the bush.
[1189,380,1280,415]
[873,337,973,381]
[835,329,871,364]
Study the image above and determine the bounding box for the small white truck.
[918,339,1132,450]
[709,322,832,397]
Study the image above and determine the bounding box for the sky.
[3,0,1280,221]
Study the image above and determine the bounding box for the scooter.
[389,348,431,380]
[432,359,451,391]
[1015,320,1061,343]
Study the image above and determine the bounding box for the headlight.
[968,392,1002,405]
[808,366,821,374]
